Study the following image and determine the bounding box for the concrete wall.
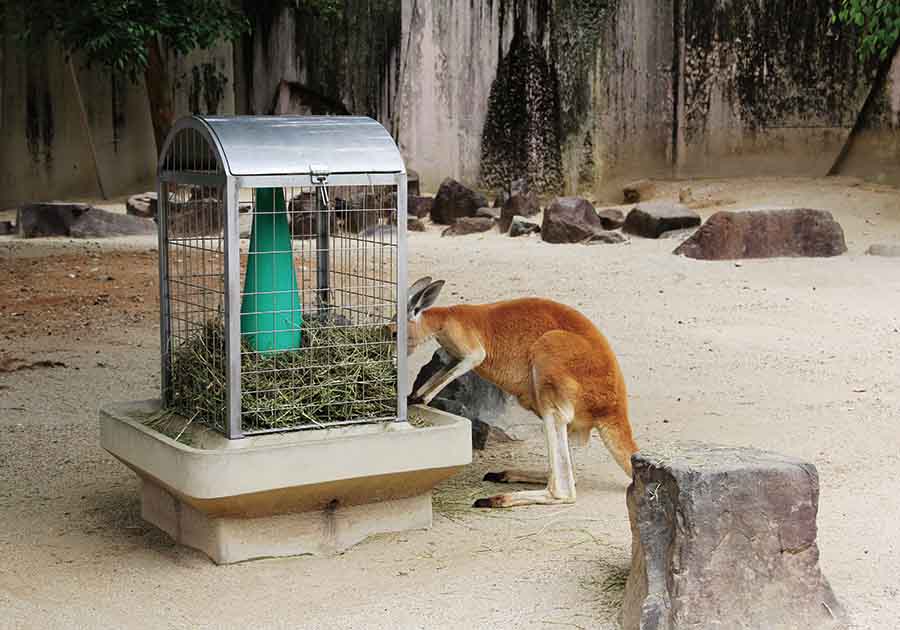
[0,25,234,209]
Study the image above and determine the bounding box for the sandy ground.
[1,176,899,630]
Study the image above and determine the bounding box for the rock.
[499,192,541,232]
[412,348,517,448]
[493,190,509,209]
[540,197,611,244]
[585,230,625,245]
[622,443,848,630]
[476,206,501,221]
[407,169,420,197]
[16,202,91,237]
[659,227,697,241]
[407,217,426,232]
[126,192,158,219]
[408,195,433,219]
[623,179,656,203]
[866,243,900,257]
[441,216,494,237]
[674,209,847,260]
[623,202,701,238]
[359,224,397,242]
[678,186,694,204]
[596,207,625,230]
[167,199,225,237]
[0,220,14,235]
[430,178,488,224]
[509,216,540,237]
[69,208,156,238]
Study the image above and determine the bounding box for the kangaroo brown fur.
[401,277,639,508]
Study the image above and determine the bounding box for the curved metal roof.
[164,115,405,176]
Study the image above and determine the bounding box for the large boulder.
[126,192,158,219]
[476,206,501,221]
[499,192,541,233]
[441,216,495,237]
[541,197,611,244]
[622,443,847,630]
[430,178,488,225]
[69,208,156,238]
[623,202,700,238]
[412,349,518,448]
[16,202,91,237]
[674,209,847,260]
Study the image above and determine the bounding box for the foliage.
[833,0,900,62]
[1,0,249,81]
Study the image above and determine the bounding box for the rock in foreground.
[17,202,91,237]
[509,216,540,237]
[69,208,157,238]
[430,178,488,224]
[499,192,541,232]
[126,192,158,219]
[623,202,700,238]
[674,209,847,260]
[621,442,847,630]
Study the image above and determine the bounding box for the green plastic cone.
[240,187,302,353]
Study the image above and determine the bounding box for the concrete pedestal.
[100,400,471,564]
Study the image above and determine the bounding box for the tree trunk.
[144,36,174,157]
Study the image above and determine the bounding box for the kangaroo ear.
[414,280,445,314]
[407,276,433,316]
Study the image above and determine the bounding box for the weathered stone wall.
[0,25,234,208]
[675,0,873,179]
[398,0,897,198]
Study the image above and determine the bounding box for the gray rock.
[866,243,900,257]
[541,197,611,244]
[659,227,697,241]
[510,178,529,197]
[126,192,158,219]
[585,230,626,245]
[499,192,541,232]
[412,348,517,448]
[623,179,656,203]
[622,442,848,630]
[623,202,700,238]
[596,207,625,230]
[408,195,433,219]
[509,216,540,237]
[674,209,846,260]
[0,220,14,235]
[476,206,501,221]
[407,217,426,232]
[430,178,488,224]
[17,202,91,238]
[441,216,495,237]
[69,208,156,238]
[359,224,397,242]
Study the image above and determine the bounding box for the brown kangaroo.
[400,277,639,508]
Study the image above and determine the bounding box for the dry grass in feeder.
[167,317,397,434]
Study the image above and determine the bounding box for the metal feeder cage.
[157,115,408,439]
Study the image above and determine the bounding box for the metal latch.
[310,164,330,186]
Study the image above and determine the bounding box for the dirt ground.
[1,176,899,629]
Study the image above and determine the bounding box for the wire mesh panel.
[160,181,228,431]
[237,183,399,434]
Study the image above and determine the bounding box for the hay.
[168,316,397,433]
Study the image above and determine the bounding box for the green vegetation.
[834,0,900,62]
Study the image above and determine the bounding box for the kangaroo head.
[387,276,445,356]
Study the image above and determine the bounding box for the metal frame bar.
[224,176,243,439]
[158,180,172,406]
[395,171,408,423]
[234,173,397,189]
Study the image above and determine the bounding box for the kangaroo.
[399,276,639,508]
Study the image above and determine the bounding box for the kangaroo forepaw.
[472,496,503,508]
[407,393,425,407]
[482,471,508,483]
